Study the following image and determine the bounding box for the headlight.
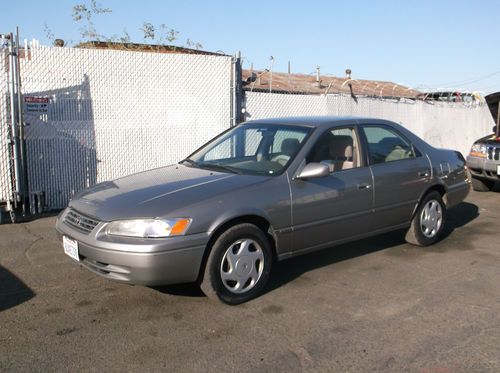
[469,143,487,158]
[105,218,192,238]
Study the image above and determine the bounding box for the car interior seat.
[321,135,355,172]
[380,138,412,162]
[272,138,301,165]
[282,138,300,156]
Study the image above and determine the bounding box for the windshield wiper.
[200,163,242,174]
[181,159,241,174]
[180,158,199,167]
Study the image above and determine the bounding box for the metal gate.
[0,45,12,212]
[0,30,31,223]
[0,33,238,219]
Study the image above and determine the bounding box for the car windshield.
[182,123,312,176]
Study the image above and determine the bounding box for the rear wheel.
[471,177,495,192]
[199,223,273,305]
[405,191,446,246]
[0,208,9,225]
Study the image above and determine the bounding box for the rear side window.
[362,126,418,164]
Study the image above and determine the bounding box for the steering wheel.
[270,154,291,166]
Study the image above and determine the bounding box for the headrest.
[329,136,353,158]
[282,138,301,155]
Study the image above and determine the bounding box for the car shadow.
[0,265,35,312]
[266,201,479,294]
[440,201,479,239]
[151,201,479,299]
[265,229,408,295]
[151,283,205,298]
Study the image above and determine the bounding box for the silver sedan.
[56,117,470,304]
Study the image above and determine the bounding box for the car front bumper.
[55,209,209,286]
[466,155,500,181]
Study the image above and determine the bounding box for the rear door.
[359,122,431,230]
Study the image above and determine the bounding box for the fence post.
[15,28,29,215]
[232,51,243,126]
[3,28,29,222]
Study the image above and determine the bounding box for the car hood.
[69,164,267,221]
[477,134,500,146]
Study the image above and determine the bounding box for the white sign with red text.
[24,96,49,114]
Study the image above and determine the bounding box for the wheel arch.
[196,214,278,282]
[412,183,447,218]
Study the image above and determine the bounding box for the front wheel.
[405,191,446,246]
[199,223,273,305]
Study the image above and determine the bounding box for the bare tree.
[72,0,112,41]
[44,1,203,49]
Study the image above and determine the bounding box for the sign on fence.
[24,96,49,114]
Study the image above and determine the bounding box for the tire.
[0,208,11,225]
[200,223,273,305]
[405,191,446,246]
[471,177,495,192]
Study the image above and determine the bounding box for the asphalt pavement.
[1,189,500,372]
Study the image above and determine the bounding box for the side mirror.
[295,163,330,179]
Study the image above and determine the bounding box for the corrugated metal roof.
[242,70,421,98]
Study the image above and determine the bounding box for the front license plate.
[63,236,80,262]
[497,164,500,176]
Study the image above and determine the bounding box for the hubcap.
[420,199,443,238]
[220,239,264,294]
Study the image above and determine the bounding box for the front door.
[289,126,374,253]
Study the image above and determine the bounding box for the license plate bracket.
[63,236,80,262]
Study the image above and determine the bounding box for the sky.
[2,0,500,94]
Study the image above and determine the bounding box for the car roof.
[242,116,387,128]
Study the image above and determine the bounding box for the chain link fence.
[17,45,233,209]
[0,43,496,214]
[244,91,494,157]
[0,49,13,206]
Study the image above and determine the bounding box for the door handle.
[357,183,371,190]
[418,170,430,177]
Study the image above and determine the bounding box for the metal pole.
[287,61,291,86]
[231,53,242,127]
[234,51,242,125]
[8,33,22,206]
[269,56,274,93]
[496,101,500,138]
[15,27,29,214]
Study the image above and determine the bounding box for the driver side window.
[306,127,360,173]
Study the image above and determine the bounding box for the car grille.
[487,146,500,160]
[64,209,100,234]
